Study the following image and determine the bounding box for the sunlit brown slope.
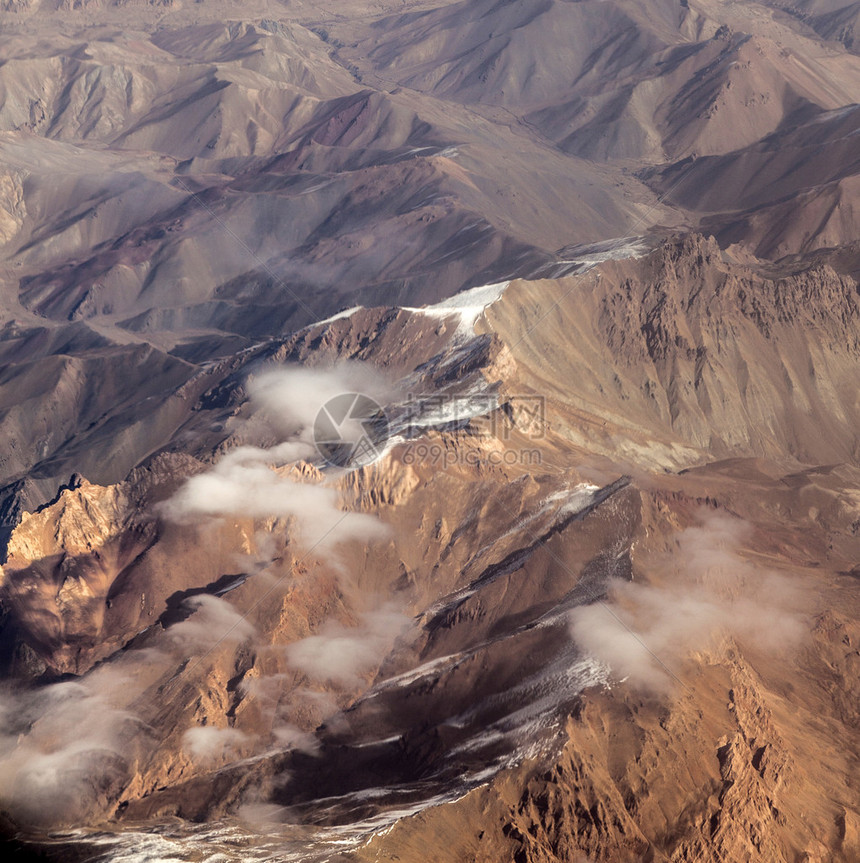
[0,236,858,863]
[3,0,860,530]
[487,234,860,467]
[0,1,859,861]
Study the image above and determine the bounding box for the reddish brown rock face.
[0,1,859,861]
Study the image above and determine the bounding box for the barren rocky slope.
[1,236,858,862]
[0,1,859,861]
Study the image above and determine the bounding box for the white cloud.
[568,510,808,691]
[284,606,411,686]
[0,594,261,825]
[0,665,146,825]
[160,364,391,554]
[0,365,396,827]
[182,725,249,762]
[246,363,392,445]
[167,594,256,649]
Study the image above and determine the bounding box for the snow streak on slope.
[401,281,510,339]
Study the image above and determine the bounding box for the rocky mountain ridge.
[0,1,859,861]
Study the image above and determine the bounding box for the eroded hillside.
[0,1,859,861]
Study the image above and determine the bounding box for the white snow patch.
[465,482,600,572]
[304,305,364,329]
[87,833,195,863]
[556,236,649,269]
[367,650,467,694]
[429,482,603,615]
[294,279,507,343]
[558,483,601,515]
[353,733,403,748]
[537,482,600,516]
[400,392,498,430]
[402,281,509,339]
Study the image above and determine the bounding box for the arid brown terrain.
[0,1,858,861]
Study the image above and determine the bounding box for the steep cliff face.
[0,475,150,675]
[1,0,860,859]
[3,0,860,539]
[0,434,635,831]
[488,234,860,467]
[364,645,860,863]
[0,235,857,862]
[352,463,860,863]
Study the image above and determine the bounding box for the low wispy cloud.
[160,364,391,554]
[284,605,412,687]
[0,596,260,825]
[167,594,257,649]
[0,660,157,826]
[246,364,392,444]
[182,725,250,763]
[0,365,398,828]
[568,510,807,691]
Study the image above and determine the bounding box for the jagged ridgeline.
[0,0,858,861]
